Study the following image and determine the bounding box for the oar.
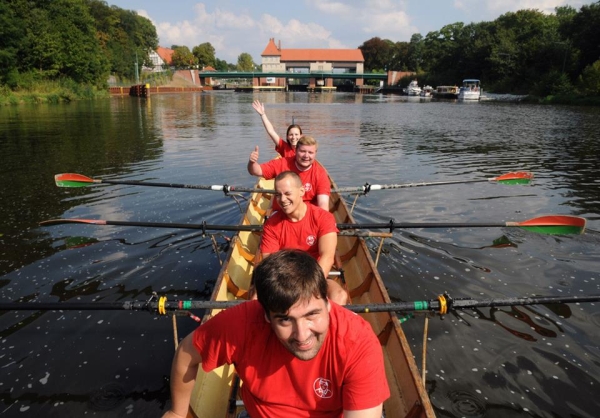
[40,218,261,232]
[337,215,586,235]
[54,173,272,194]
[40,215,586,235]
[2,294,598,314]
[55,171,531,194]
[335,171,534,193]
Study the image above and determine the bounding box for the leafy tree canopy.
[237,53,255,71]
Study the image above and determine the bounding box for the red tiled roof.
[203,66,216,71]
[157,46,174,65]
[281,49,363,62]
[261,39,364,62]
[261,38,281,56]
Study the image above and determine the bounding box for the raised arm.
[247,145,263,177]
[162,333,203,418]
[252,100,280,148]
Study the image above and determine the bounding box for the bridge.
[197,70,388,91]
[198,71,388,80]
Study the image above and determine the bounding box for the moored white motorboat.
[406,79,422,96]
[420,85,433,97]
[458,79,481,100]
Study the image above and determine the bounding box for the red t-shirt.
[260,204,338,259]
[260,157,331,208]
[193,300,390,418]
[276,138,296,158]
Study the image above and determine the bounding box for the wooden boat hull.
[188,174,435,418]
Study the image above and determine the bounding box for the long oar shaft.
[95,179,266,193]
[39,219,262,232]
[40,215,586,235]
[334,171,533,193]
[56,172,530,194]
[3,295,597,313]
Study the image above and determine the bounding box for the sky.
[107,0,594,63]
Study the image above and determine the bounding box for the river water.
[1,92,599,417]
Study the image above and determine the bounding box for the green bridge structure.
[196,70,389,92]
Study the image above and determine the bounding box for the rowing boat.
[187,172,435,417]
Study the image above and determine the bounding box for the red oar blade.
[492,171,534,185]
[55,173,98,188]
[40,219,108,226]
[511,215,586,235]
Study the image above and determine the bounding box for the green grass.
[0,78,109,106]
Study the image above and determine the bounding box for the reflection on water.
[1,93,599,417]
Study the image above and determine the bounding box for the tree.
[237,53,255,71]
[87,1,158,79]
[563,2,600,75]
[12,0,109,86]
[172,46,197,68]
[407,34,423,72]
[578,60,600,96]
[0,2,25,86]
[358,37,392,71]
[214,58,229,71]
[193,42,216,68]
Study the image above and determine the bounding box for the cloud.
[133,1,417,62]
[454,0,589,18]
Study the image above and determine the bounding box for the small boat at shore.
[406,79,422,96]
[457,79,481,101]
[420,85,434,98]
[433,85,459,99]
[188,171,435,417]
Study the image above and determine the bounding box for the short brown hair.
[297,135,318,149]
[254,250,327,313]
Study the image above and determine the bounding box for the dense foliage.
[359,2,600,96]
[1,0,159,90]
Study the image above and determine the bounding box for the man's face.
[266,296,330,361]
[295,144,317,169]
[274,176,304,215]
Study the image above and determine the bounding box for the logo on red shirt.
[313,377,333,398]
[306,235,316,246]
[304,182,312,192]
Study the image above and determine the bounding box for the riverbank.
[0,79,110,105]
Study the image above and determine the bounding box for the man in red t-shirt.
[247,136,330,211]
[162,250,390,418]
[261,171,347,305]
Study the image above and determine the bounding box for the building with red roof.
[260,38,365,90]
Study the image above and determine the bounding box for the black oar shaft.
[104,220,260,232]
[337,222,504,231]
[99,179,270,193]
[3,295,597,313]
[335,179,488,193]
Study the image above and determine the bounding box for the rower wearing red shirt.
[261,171,347,305]
[162,250,390,418]
[247,135,330,211]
